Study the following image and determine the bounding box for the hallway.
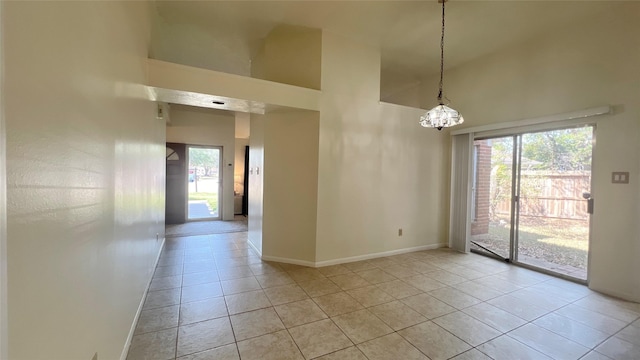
[126,233,640,360]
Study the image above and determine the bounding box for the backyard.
[472,216,589,270]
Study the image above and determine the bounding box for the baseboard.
[261,255,316,267]
[314,243,447,267]
[261,243,447,268]
[120,237,166,360]
[588,282,640,304]
[247,239,262,257]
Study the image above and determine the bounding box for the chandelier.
[419,0,464,130]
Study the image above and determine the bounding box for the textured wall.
[4,1,166,359]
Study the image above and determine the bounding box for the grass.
[472,216,589,269]
[188,192,218,212]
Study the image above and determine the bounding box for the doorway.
[470,125,594,281]
[187,146,222,220]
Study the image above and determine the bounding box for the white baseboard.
[260,243,447,268]
[247,239,262,257]
[314,243,447,267]
[120,237,166,360]
[261,255,316,267]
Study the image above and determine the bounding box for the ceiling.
[153,0,609,83]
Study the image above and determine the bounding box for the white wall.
[166,105,236,221]
[4,1,166,359]
[0,2,7,357]
[316,32,450,263]
[248,115,265,254]
[423,3,640,301]
[262,110,319,263]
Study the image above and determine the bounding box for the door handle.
[587,198,594,214]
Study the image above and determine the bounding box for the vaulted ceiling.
[151,1,609,94]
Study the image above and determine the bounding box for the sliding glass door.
[470,126,594,281]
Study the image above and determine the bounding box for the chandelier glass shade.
[420,103,464,130]
[420,0,463,131]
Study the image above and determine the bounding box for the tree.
[522,127,593,171]
[189,148,220,176]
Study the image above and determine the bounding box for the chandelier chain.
[438,0,445,103]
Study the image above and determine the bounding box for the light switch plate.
[612,172,629,184]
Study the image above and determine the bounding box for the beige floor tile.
[533,312,609,348]
[313,292,364,317]
[487,294,550,321]
[144,288,181,310]
[318,264,352,277]
[183,260,216,274]
[595,336,640,360]
[288,268,326,282]
[342,260,377,272]
[176,343,239,360]
[402,274,447,292]
[398,321,471,360]
[428,287,481,309]
[182,270,219,287]
[180,297,228,325]
[298,278,342,297]
[473,275,524,293]
[127,328,177,360]
[154,265,183,278]
[134,305,179,335]
[451,281,504,301]
[248,261,284,275]
[554,304,628,335]
[508,323,589,360]
[369,300,427,330]
[476,335,552,360]
[237,330,304,360]
[402,260,440,274]
[182,282,223,303]
[380,264,419,278]
[329,273,371,290]
[149,275,182,291]
[507,288,568,312]
[289,319,353,359]
[462,302,526,333]
[255,272,294,288]
[177,317,235,357]
[355,268,397,284]
[357,333,428,360]
[346,285,395,307]
[617,321,640,346]
[230,307,285,341]
[433,311,502,346]
[332,309,394,344]
[580,351,614,360]
[220,276,261,295]
[450,349,492,360]
[217,266,254,281]
[263,284,309,305]
[376,279,422,299]
[574,295,640,323]
[274,299,328,328]
[425,270,467,285]
[224,289,272,315]
[313,346,368,360]
[401,292,456,319]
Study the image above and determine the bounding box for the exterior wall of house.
[4,1,166,359]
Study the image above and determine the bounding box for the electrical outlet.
[398,228,403,236]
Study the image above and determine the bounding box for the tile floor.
[127,232,640,360]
